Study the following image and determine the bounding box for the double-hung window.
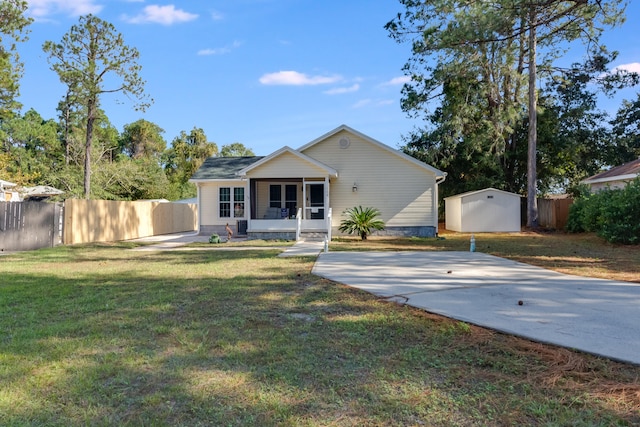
[269,185,281,208]
[220,187,245,218]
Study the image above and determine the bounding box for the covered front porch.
[245,177,332,240]
[237,146,338,241]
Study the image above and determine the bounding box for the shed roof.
[582,158,640,184]
[444,187,521,200]
[190,156,263,181]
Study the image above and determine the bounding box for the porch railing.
[296,207,302,241]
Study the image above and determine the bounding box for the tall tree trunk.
[527,5,538,229]
[64,94,70,166]
[84,97,96,199]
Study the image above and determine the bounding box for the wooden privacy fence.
[0,201,64,251]
[64,199,197,245]
[537,198,573,230]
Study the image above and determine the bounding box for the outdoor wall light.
[352,182,358,192]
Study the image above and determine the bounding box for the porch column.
[325,175,330,221]
[245,178,251,231]
[302,180,307,220]
[325,175,331,236]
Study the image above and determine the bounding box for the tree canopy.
[386,0,632,226]
[43,14,151,199]
[220,142,255,157]
[0,0,32,121]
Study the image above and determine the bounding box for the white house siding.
[301,130,437,234]
[198,181,247,234]
[245,151,329,179]
[589,180,629,192]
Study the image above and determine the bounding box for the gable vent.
[338,137,350,149]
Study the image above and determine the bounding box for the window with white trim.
[269,185,281,208]
[219,187,244,218]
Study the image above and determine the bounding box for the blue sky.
[17,0,640,155]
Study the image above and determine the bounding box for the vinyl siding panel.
[590,179,630,192]
[199,181,247,226]
[302,130,437,228]
[246,151,329,178]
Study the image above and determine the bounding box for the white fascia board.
[581,173,638,185]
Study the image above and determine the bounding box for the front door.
[306,183,324,219]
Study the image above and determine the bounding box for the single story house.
[581,158,640,192]
[189,124,446,240]
[444,188,521,233]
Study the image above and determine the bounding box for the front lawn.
[0,237,638,426]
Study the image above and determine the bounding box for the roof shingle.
[585,158,640,181]
[190,156,263,180]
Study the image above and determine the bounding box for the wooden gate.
[0,201,64,252]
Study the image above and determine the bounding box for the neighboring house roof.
[299,124,446,179]
[0,179,17,189]
[20,185,64,199]
[236,146,338,177]
[582,158,640,185]
[444,187,521,200]
[190,156,264,181]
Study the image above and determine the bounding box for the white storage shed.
[445,188,521,232]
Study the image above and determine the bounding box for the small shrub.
[566,178,640,244]
[597,180,640,244]
[566,198,587,233]
[209,233,221,244]
[339,206,385,240]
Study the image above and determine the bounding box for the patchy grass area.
[185,238,295,248]
[331,230,640,283]
[1,239,639,426]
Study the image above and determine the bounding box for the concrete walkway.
[128,232,323,255]
[278,240,325,257]
[312,251,640,365]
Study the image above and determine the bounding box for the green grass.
[1,239,639,426]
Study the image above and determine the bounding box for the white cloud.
[324,84,360,95]
[352,98,394,108]
[611,62,640,74]
[352,99,372,108]
[27,0,103,18]
[382,76,411,86]
[123,4,198,25]
[198,41,242,56]
[259,71,342,86]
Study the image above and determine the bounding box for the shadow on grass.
[1,245,638,425]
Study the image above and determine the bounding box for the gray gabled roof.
[190,156,263,181]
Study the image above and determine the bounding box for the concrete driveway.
[313,251,640,365]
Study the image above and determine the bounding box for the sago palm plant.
[339,206,385,240]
